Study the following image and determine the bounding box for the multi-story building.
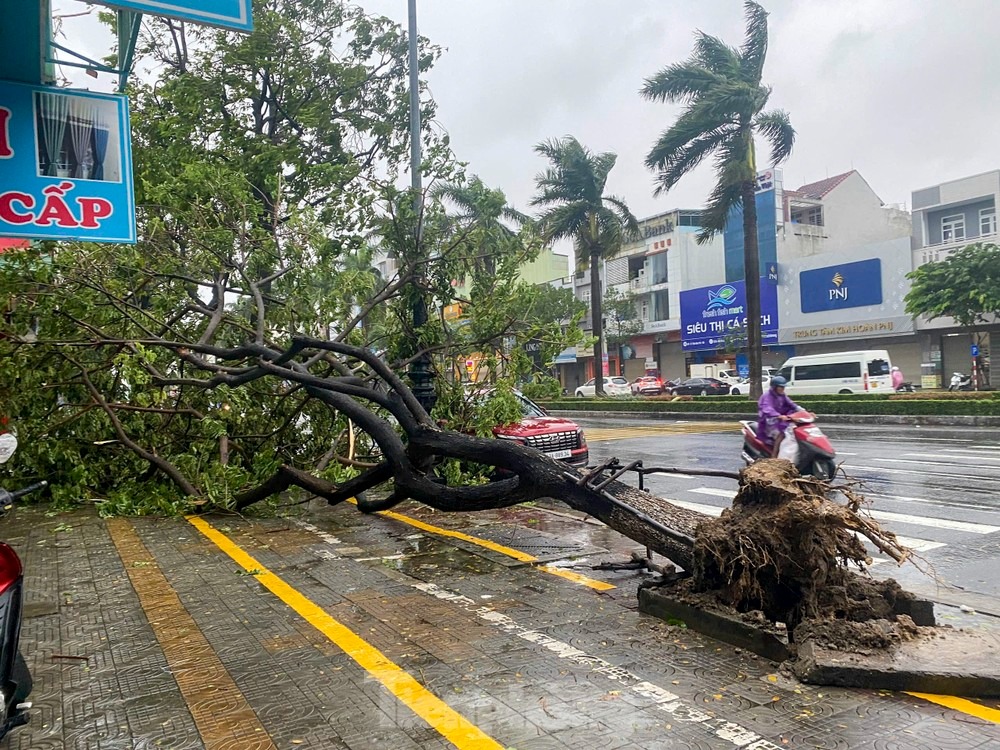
[772,170,920,376]
[553,209,725,391]
[910,171,999,385]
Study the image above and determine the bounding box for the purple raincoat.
[756,389,802,446]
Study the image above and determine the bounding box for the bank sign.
[680,279,779,351]
[0,81,135,244]
[799,258,882,313]
[96,1,253,32]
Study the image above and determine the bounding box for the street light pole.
[406,0,435,412]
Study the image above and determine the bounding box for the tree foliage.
[0,2,578,513]
[641,0,793,398]
[530,136,638,395]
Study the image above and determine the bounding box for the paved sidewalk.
[7,501,999,749]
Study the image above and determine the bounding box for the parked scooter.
[740,410,838,480]
[949,372,973,391]
[0,430,46,740]
[894,382,916,393]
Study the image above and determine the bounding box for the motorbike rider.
[757,375,803,457]
[891,366,905,391]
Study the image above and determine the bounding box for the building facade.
[910,171,999,386]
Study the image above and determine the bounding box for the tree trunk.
[741,178,763,400]
[591,248,605,396]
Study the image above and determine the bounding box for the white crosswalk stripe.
[688,486,1000,534]
[665,495,946,562]
[904,452,1000,463]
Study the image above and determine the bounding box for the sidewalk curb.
[547,409,1000,427]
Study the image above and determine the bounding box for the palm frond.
[640,62,721,103]
[648,126,734,196]
[754,109,795,165]
[535,201,590,244]
[696,173,744,243]
[693,32,741,77]
[739,1,769,84]
[602,195,641,240]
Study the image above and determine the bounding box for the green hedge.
[538,398,1000,416]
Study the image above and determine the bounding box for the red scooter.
[740,410,838,480]
[0,430,46,740]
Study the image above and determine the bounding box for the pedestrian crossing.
[585,421,737,443]
[651,485,1000,567]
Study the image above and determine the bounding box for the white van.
[776,350,893,395]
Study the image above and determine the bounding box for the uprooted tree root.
[688,460,928,650]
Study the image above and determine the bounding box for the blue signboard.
[680,279,779,351]
[724,180,779,283]
[799,258,882,313]
[0,81,135,243]
[96,1,253,32]
[972,344,980,358]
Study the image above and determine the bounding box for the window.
[867,359,890,377]
[941,214,966,243]
[981,208,996,237]
[652,290,670,321]
[778,366,792,381]
[794,362,862,381]
[790,206,824,226]
[648,253,668,284]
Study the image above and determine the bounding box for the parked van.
[776,350,893,395]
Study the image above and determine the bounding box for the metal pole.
[406,0,435,412]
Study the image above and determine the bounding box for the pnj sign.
[0,81,135,243]
[799,258,883,313]
[95,1,253,32]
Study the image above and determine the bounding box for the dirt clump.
[688,460,916,649]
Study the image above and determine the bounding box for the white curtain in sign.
[38,93,69,176]
[69,99,96,179]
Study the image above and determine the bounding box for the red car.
[493,393,588,468]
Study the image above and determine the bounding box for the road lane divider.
[186,516,505,750]
[108,519,279,750]
[346,500,616,592]
[904,452,1000,463]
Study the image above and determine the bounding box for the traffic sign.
[93,1,254,32]
[972,344,980,358]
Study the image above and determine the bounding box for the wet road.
[577,418,1000,612]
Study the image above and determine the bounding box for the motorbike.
[949,372,973,391]
[894,381,915,393]
[0,430,46,740]
[740,410,838,480]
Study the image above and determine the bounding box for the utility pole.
[406,0,436,412]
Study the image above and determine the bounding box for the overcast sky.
[58,1,1000,224]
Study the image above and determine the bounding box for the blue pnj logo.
[706,284,738,311]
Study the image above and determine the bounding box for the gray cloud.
[53,1,1000,222]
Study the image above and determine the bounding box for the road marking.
[970,444,1000,450]
[664,496,942,553]
[869,457,1000,469]
[907,693,1000,725]
[186,516,505,750]
[687,488,1000,534]
[346,500,615,591]
[407,580,783,749]
[943,448,1000,456]
[845,463,1000,483]
[905,452,1000,463]
[585,422,736,443]
[107,519,279,750]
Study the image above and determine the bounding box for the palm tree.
[432,176,532,276]
[531,136,639,396]
[642,1,794,398]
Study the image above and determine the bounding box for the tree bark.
[741,178,763,400]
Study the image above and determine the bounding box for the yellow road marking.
[586,422,736,442]
[360,503,616,592]
[907,692,1000,724]
[187,515,505,750]
[108,519,277,750]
